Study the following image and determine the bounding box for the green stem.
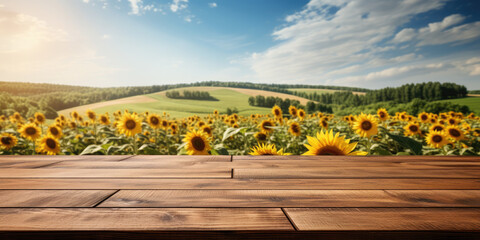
[132,136,138,155]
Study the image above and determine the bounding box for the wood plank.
[234,168,480,179]
[233,155,480,162]
[40,159,480,169]
[0,155,131,161]
[0,169,232,178]
[125,155,231,162]
[0,160,61,168]
[1,178,479,190]
[98,190,480,208]
[284,208,480,231]
[0,190,116,207]
[0,208,293,231]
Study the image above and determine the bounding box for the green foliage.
[166,90,218,101]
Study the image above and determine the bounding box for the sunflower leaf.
[386,133,422,155]
[222,127,246,142]
[80,145,105,155]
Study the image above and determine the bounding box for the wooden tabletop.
[0,155,479,239]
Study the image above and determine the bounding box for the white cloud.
[170,0,188,13]
[248,0,480,89]
[184,15,193,22]
[251,0,447,84]
[209,2,217,8]
[128,0,142,15]
[82,0,90,3]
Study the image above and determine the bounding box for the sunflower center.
[361,121,372,131]
[257,133,267,141]
[26,127,37,135]
[125,120,136,130]
[50,127,59,136]
[379,112,385,118]
[316,146,345,155]
[150,117,159,125]
[449,129,461,137]
[291,125,300,133]
[101,116,108,123]
[322,120,328,127]
[409,125,418,132]
[432,135,443,143]
[191,136,205,151]
[162,121,168,127]
[449,119,455,124]
[421,115,428,120]
[203,128,211,134]
[274,109,280,116]
[433,126,444,131]
[1,136,11,145]
[36,116,44,122]
[46,138,57,149]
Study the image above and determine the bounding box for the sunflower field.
[0,106,479,156]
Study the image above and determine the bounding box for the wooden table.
[0,155,479,239]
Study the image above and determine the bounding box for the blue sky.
[0,0,479,89]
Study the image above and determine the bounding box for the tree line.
[248,95,333,114]
[165,90,218,101]
[292,82,468,107]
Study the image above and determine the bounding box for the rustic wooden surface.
[0,155,479,239]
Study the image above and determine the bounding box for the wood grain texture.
[233,155,480,161]
[0,190,116,207]
[125,155,231,162]
[0,160,61,168]
[98,190,480,208]
[234,168,480,178]
[0,208,293,231]
[0,155,132,161]
[41,159,480,169]
[284,208,480,231]
[0,168,232,178]
[1,178,479,190]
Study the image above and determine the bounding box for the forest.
[165,90,218,101]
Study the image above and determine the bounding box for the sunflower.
[417,112,429,123]
[99,114,110,125]
[447,117,458,125]
[117,112,142,137]
[147,114,161,129]
[258,120,275,133]
[161,119,169,129]
[71,111,79,120]
[86,109,96,122]
[213,110,219,115]
[19,123,41,141]
[353,113,378,137]
[254,132,268,142]
[272,105,282,119]
[289,106,298,118]
[250,143,288,155]
[170,124,178,134]
[69,121,77,129]
[430,123,445,132]
[445,125,465,142]
[201,125,213,137]
[298,109,306,120]
[319,117,328,129]
[426,130,449,148]
[303,129,367,155]
[37,135,61,155]
[0,133,17,150]
[34,112,46,124]
[377,108,389,121]
[404,122,421,136]
[288,122,301,136]
[183,130,211,155]
[47,125,63,139]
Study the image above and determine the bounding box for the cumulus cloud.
[249,0,480,88]
[170,0,188,13]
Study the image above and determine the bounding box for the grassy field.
[436,96,480,115]
[59,87,293,118]
[288,88,366,95]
